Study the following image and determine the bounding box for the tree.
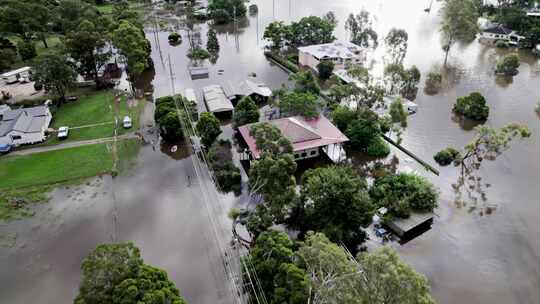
[440,0,479,65]
[331,105,357,132]
[358,247,435,304]
[424,71,443,94]
[16,40,36,61]
[208,0,246,24]
[384,64,421,97]
[233,96,260,127]
[263,21,290,49]
[246,230,309,304]
[196,112,222,147]
[370,172,439,218]
[74,242,187,304]
[298,166,374,251]
[434,147,461,166]
[0,37,17,71]
[345,65,385,109]
[345,11,378,48]
[249,123,293,156]
[452,124,530,209]
[155,96,185,142]
[453,92,490,121]
[385,28,408,64]
[33,53,77,102]
[64,19,111,82]
[345,108,389,157]
[208,140,241,192]
[317,60,335,79]
[168,32,182,45]
[389,98,408,128]
[289,16,335,47]
[206,28,219,53]
[290,70,321,94]
[0,0,51,47]
[54,0,100,34]
[495,53,520,76]
[279,92,321,118]
[112,20,151,93]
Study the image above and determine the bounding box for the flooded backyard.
[1,0,540,303]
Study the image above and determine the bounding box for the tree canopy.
[345,10,378,48]
[385,28,408,64]
[289,16,336,47]
[33,53,77,101]
[440,0,479,65]
[249,123,293,156]
[233,96,259,127]
[196,112,222,147]
[495,53,520,76]
[208,0,246,24]
[74,242,186,304]
[453,92,489,121]
[278,92,321,118]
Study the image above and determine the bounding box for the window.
[301,152,307,158]
[294,153,300,159]
[11,135,21,140]
[310,150,317,156]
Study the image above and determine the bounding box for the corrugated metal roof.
[0,106,50,136]
[298,41,363,60]
[202,85,234,113]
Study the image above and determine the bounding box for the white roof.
[298,41,363,60]
[123,116,131,122]
[185,88,197,103]
[1,66,31,77]
[202,85,234,113]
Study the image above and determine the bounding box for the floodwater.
[1,0,540,303]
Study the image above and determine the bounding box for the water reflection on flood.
[1,0,540,303]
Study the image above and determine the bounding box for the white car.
[57,126,69,139]
[123,116,132,129]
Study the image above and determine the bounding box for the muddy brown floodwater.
[2,0,540,303]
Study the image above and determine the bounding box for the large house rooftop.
[483,24,513,35]
[0,105,50,137]
[238,115,348,159]
[298,41,363,60]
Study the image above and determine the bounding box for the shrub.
[495,53,520,76]
[208,140,242,192]
[424,71,442,94]
[17,41,36,61]
[495,40,509,48]
[366,137,390,158]
[316,60,335,80]
[167,32,182,45]
[433,147,461,166]
[453,92,489,120]
[33,82,43,91]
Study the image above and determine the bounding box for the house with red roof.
[238,115,348,162]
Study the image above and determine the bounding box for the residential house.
[224,79,273,103]
[238,115,348,162]
[479,24,525,46]
[298,41,365,73]
[0,105,52,146]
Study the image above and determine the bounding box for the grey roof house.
[0,105,52,146]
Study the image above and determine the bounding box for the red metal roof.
[238,115,349,159]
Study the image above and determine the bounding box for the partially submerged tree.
[289,16,336,47]
[453,92,489,121]
[434,147,461,166]
[33,53,77,102]
[263,21,290,50]
[208,0,247,24]
[74,242,187,304]
[317,60,335,80]
[495,53,520,76]
[345,10,378,49]
[290,70,321,95]
[451,124,531,210]
[440,0,479,65]
[424,71,443,94]
[208,139,241,192]
[385,28,408,64]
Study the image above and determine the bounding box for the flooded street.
[1,0,540,303]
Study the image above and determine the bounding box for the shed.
[225,79,273,103]
[384,212,434,240]
[202,85,234,114]
[1,67,31,84]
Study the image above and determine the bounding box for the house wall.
[8,130,45,146]
[293,147,320,160]
[299,51,364,73]
[480,32,509,41]
[299,51,320,70]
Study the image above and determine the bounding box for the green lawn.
[8,35,63,69]
[0,138,141,221]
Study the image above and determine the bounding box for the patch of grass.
[118,98,145,135]
[0,185,51,221]
[0,143,114,190]
[52,91,115,128]
[8,35,63,69]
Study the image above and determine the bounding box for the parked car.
[57,126,69,139]
[0,143,12,154]
[123,116,132,129]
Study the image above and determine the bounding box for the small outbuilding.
[202,85,234,115]
[224,79,273,103]
[384,212,434,241]
[1,67,31,84]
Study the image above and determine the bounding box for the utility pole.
[167,53,175,95]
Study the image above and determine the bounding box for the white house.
[0,105,52,146]
[479,25,525,46]
[298,41,365,72]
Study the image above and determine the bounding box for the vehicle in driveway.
[57,126,69,139]
[0,143,12,154]
[123,116,132,129]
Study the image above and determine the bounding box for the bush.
[265,51,299,73]
[495,40,509,48]
[208,140,241,192]
[17,41,36,61]
[167,32,182,45]
[366,137,390,158]
[433,147,461,166]
[424,71,442,94]
[453,92,489,120]
[155,96,185,142]
[495,54,520,76]
[33,82,43,91]
[317,60,335,80]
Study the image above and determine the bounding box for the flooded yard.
[1,0,540,303]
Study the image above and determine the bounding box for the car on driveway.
[123,116,132,129]
[0,143,12,154]
[57,126,69,139]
